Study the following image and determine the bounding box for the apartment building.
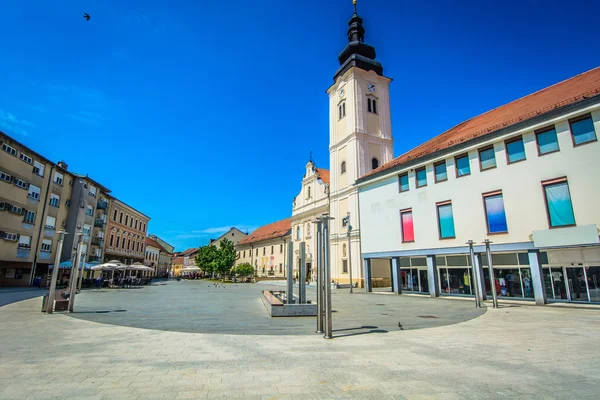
[357,67,600,305]
[104,198,150,264]
[61,172,111,266]
[149,234,174,277]
[0,132,73,287]
[144,236,161,276]
[235,218,291,277]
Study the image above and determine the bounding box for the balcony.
[92,237,104,246]
[94,218,106,228]
[16,247,31,259]
[97,199,108,210]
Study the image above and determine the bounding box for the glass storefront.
[482,267,534,299]
[543,266,600,304]
[439,267,473,295]
[400,268,429,293]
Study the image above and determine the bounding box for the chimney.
[57,161,68,170]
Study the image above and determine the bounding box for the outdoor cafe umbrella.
[90,261,121,271]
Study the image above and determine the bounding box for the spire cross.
[353,0,357,14]
[309,151,313,163]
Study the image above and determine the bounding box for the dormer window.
[368,98,377,114]
[338,101,346,120]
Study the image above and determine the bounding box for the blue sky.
[1,0,599,251]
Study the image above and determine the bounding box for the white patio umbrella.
[90,262,121,271]
[182,266,201,272]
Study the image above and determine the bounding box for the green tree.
[235,263,254,278]
[215,238,236,278]
[195,245,219,277]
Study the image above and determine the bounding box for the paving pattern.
[0,280,599,399]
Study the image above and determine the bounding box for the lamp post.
[319,213,335,339]
[68,232,84,312]
[467,240,481,308]
[46,230,67,314]
[483,239,498,308]
[344,212,353,294]
[312,218,323,333]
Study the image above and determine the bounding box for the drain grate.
[418,315,439,319]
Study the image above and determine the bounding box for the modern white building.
[356,66,600,305]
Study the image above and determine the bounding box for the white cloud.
[0,109,34,136]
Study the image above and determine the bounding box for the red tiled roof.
[360,66,600,181]
[179,247,198,256]
[315,168,330,185]
[145,236,162,250]
[172,256,184,263]
[237,218,291,245]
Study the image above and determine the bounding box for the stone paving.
[0,280,599,399]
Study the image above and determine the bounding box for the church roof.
[358,66,600,183]
[237,218,291,246]
[315,168,330,185]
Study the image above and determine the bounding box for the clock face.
[368,83,375,92]
[339,88,345,97]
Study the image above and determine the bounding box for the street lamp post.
[345,212,353,294]
[46,230,67,314]
[483,239,499,308]
[467,240,481,308]
[312,219,323,333]
[68,233,84,312]
[320,213,335,339]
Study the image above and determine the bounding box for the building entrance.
[543,266,600,304]
[400,268,429,293]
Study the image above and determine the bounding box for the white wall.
[359,107,600,255]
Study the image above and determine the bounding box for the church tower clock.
[327,1,394,286]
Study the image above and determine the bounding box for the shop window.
[479,146,496,171]
[436,201,456,239]
[400,209,414,242]
[536,126,560,155]
[398,173,409,192]
[455,154,471,177]
[434,161,447,183]
[569,114,597,146]
[542,178,575,227]
[483,191,508,234]
[505,136,526,164]
[416,167,427,188]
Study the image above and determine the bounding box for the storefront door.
[543,267,600,304]
[566,267,588,302]
[400,268,429,293]
[543,267,568,301]
[586,267,600,303]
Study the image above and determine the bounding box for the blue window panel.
[437,204,456,239]
[545,181,575,227]
[571,117,597,145]
[416,168,427,187]
[485,194,508,233]
[506,138,526,163]
[399,174,409,191]
[479,147,496,170]
[435,162,447,182]
[455,155,470,176]
[537,128,559,154]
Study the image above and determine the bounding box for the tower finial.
[353,0,357,14]
[309,150,313,163]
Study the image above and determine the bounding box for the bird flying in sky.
[83,13,90,21]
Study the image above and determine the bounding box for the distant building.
[144,236,161,277]
[209,227,248,248]
[236,218,291,277]
[171,256,184,277]
[104,199,150,265]
[147,234,173,278]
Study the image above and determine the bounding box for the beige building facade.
[0,132,74,286]
[104,199,150,264]
[235,218,291,277]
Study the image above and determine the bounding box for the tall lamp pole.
[46,230,67,314]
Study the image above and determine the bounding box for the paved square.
[0,280,599,399]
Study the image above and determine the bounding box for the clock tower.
[327,1,394,286]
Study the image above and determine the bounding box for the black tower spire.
[334,0,383,81]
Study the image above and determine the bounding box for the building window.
[543,178,575,228]
[2,143,17,156]
[54,172,64,185]
[398,173,409,192]
[479,146,496,171]
[1,170,12,183]
[343,244,347,257]
[19,152,33,165]
[338,102,346,119]
[243,250,246,258]
[436,201,456,239]
[125,215,129,226]
[263,247,266,255]
[569,114,597,146]
[122,237,126,248]
[113,209,118,220]
[135,220,138,230]
[434,161,447,183]
[307,186,311,198]
[13,177,28,189]
[483,191,508,234]
[280,244,283,253]
[368,98,377,114]
[110,235,114,247]
[18,235,31,249]
[505,136,526,164]
[416,167,427,188]
[342,259,348,273]
[24,210,36,225]
[341,161,346,174]
[33,161,45,176]
[119,212,123,224]
[400,209,414,242]
[45,216,56,229]
[296,226,301,240]
[271,246,274,255]
[85,205,93,216]
[28,184,41,200]
[9,205,24,215]
[2,232,19,241]
[49,194,60,207]
[41,239,52,252]
[279,264,282,273]
[371,157,379,170]
[536,126,560,155]
[83,225,91,235]
[256,248,258,256]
